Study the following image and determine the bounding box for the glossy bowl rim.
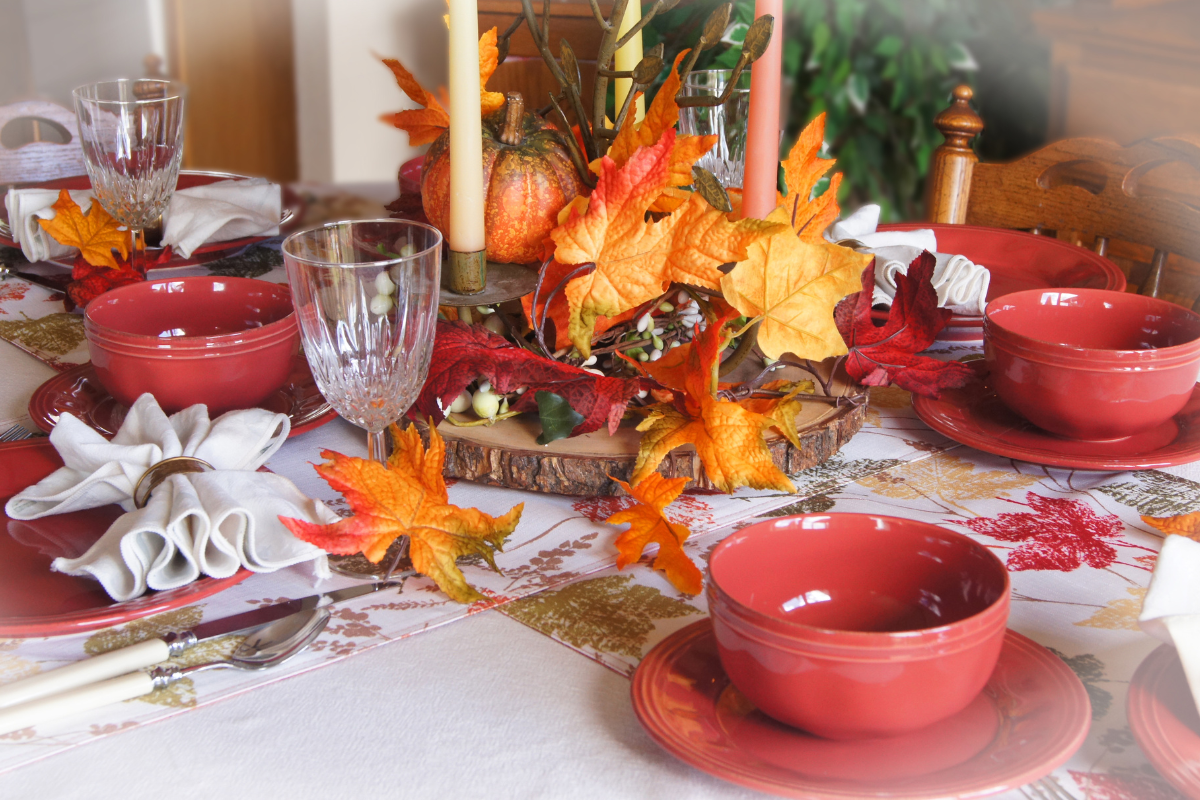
[84,319,298,352]
[86,330,298,360]
[984,289,1200,366]
[83,276,296,346]
[706,513,1011,647]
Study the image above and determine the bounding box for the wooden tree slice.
[432,367,867,496]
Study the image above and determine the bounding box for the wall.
[293,0,446,184]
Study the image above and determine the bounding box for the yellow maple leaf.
[738,379,815,450]
[553,129,781,357]
[782,112,842,242]
[607,473,703,595]
[1143,511,1200,541]
[280,423,524,604]
[721,205,870,361]
[37,190,130,269]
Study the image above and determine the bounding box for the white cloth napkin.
[161,178,281,258]
[826,204,991,316]
[4,395,330,601]
[4,178,280,263]
[4,189,94,262]
[1140,534,1200,715]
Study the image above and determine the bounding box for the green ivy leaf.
[874,35,903,57]
[534,391,584,446]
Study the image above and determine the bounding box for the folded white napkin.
[826,204,991,316]
[4,189,95,262]
[161,178,281,258]
[4,394,330,601]
[1140,534,1200,714]
[4,178,280,263]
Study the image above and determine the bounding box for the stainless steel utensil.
[0,606,330,736]
[0,580,397,709]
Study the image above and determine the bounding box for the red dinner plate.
[871,224,1127,341]
[632,620,1090,799]
[0,439,250,638]
[28,356,337,439]
[0,170,303,270]
[1128,645,1200,799]
[912,361,1200,471]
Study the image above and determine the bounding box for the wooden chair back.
[925,85,1200,310]
[0,100,87,185]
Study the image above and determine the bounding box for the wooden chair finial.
[925,84,985,224]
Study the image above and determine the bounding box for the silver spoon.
[0,606,331,736]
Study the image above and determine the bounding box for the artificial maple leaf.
[413,321,650,436]
[66,256,145,310]
[596,50,718,212]
[520,257,640,351]
[955,492,1125,573]
[625,306,794,494]
[1142,511,1200,541]
[722,205,870,361]
[553,129,781,357]
[380,28,503,145]
[37,190,130,269]
[280,423,523,604]
[781,113,842,242]
[738,379,815,451]
[607,473,703,595]
[835,251,975,398]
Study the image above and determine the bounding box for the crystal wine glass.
[282,219,442,577]
[678,69,752,189]
[72,79,186,274]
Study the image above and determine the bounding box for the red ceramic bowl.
[984,289,1200,440]
[707,514,1010,740]
[83,277,299,415]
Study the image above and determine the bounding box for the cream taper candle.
[614,1,646,123]
[741,0,783,220]
[448,0,486,253]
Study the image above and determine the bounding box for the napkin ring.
[133,457,214,509]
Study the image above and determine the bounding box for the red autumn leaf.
[63,250,158,310]
[834,250,974,398]
[413,320,650,436]
[955,492,1125,572]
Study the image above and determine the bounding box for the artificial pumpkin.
[422,93,587,265]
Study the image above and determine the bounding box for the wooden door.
[166,0,299,182]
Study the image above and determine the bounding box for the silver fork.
[1020,776,1078,800]
[0,424,35,443]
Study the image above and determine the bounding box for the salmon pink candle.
[741,0,782,220]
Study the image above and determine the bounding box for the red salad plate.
[28,356,336,439]
[912,362,1200,471]
[872,224,1126,341]
[1128,645,1200,799]
[632,620,1090,799]
[0,439,250,638]
[0,170,304,270]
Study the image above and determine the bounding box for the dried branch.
[591,0,631,139]
[520,0,597,160]
[547,92,596,188]
[586,0,611,30]
[496,14,526,64]
[615,0,680,51]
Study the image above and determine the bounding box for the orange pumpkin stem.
[500,92,524,146]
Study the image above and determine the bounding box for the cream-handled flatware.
[0,605,330,736]
[0,580,396,710]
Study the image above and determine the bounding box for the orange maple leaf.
[279,423,523,604]
[595,50,718,212]
[1142,512,1200,542]
[781,112,842,242]
[625,305,795,494]
[379,28,504,146]
[553,129,782,357]
[37,190,130,269]
[607,472,702,595]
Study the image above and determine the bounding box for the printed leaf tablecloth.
[0,242,1196,799]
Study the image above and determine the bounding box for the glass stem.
[130,227,147,275]
[367,428,388,464]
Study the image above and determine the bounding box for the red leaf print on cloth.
[1068,770,1185,800]
[0,281,30,313]
[573,493,714,528]
[955,492,1124,572]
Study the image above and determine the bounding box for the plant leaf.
[37,190,131,269]
[554,129,781,357]
[414,321,649,437]
[1142,511,1200,542]
[607,472,703,595]
[781,113,842,242]
[279,424,523,604]
[535,390,585,445]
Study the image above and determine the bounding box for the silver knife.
[0,580,397,709]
